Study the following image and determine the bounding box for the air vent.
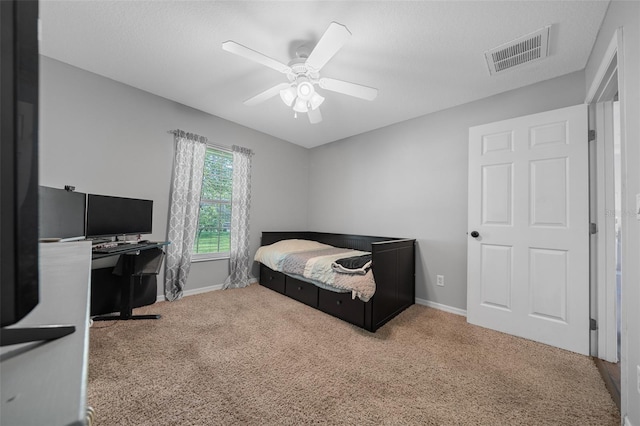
[485,26,550,75]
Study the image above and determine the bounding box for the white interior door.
[467,104,589,355]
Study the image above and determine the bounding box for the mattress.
[254,239,376,302]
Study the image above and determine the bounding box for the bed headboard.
[260,231,406,252]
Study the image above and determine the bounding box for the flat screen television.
[86,194,153,238]
[1,0,40,329]
[39,186,86,241]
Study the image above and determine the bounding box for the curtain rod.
[167,129,231,152]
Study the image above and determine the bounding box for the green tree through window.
[193,147,232,256]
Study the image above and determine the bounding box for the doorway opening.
[594,98,622,410]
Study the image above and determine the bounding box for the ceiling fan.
[222,22,378,124]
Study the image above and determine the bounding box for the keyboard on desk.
[92,242,154,254]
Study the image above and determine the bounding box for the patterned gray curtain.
[164,131,207,301]
[223,145,254,289]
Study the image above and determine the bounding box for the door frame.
[585,25,627,404]
[591,100,618,363]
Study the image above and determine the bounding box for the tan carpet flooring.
[88,284,619,425]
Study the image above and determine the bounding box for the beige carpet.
[88,284,618,425]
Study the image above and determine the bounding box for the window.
[192,147,232,260]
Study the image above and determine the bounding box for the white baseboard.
[415,297,467,317]
[156,278,258,302]
[156,286,464,316]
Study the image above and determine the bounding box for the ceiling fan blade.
[222,41,291,74]
[318,78,378,101]
[244,83,291,106]
[308,106,322,124]
[305,22,351,72]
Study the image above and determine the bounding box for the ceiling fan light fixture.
[293,97,309,113]
[279,86,296,106]
[296,81,315,101]
[309,92,325,110]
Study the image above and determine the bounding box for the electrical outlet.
[436,275,445,287]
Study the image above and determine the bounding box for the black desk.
[92,242,168,321]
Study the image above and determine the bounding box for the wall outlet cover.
[436,275,444,287]
[636,194,640,220]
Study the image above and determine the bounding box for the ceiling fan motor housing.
[287,59,319,83]
[295,43,313,60]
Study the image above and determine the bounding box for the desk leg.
[120,274,162,320]
[120,267,134,319]
[93,254,161,322]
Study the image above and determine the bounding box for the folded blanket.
[280,247,366,283]
[331,254,372,275]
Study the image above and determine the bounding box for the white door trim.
[586,28,623,364]
[585,27,629,418]
[586,29,620,104]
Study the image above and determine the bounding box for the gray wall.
[39,57,309,294]
[39,57,588,312]
[308,71,586,311]
[584,1,640,423]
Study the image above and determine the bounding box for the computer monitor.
[86,194,153,238]
[39,186,86,241]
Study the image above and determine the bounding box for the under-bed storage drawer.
[318,288,365,327]
[260,264,285,294]
[285,277,318,307]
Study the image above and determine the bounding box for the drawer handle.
[297,286,303,290]
[269,276,274,281]
[336,300,342,305]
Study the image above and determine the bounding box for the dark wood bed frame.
[258,232,415,332]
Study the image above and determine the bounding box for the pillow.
[254,239,332,271]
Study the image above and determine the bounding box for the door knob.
[470,231,480,238]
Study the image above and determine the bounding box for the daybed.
[255,232,415,332]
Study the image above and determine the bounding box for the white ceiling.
[39,1,610,148]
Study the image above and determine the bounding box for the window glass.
[193,147,232,258]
